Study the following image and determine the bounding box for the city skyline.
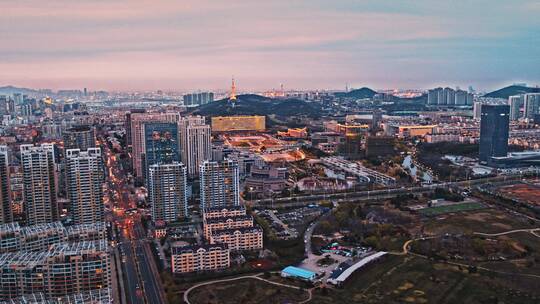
[2,0,540,91]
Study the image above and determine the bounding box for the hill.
[0,85,38,95]
[483,85,540,99]
[335,87,377,99]
[192,94,322,117]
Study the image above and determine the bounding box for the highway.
[248,174,527,208]
[103,136,166,304]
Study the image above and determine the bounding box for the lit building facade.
[211,116,265,132]
[171,244,230,274]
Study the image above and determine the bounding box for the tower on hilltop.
[229,77,237,101]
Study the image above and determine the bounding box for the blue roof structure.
[281,266,316,280]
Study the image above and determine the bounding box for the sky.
[1,0,539,92]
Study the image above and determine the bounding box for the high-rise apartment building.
[20,144,58,226]
[130,112,180,178]
[65,148,104,225]
[183,92,214,106]
[125,109,146,150]
[148,162,188,223]
[479,105,510,163]
[199,160,239,209]
[0,146,12,224]
[427,87,442,105]
[184,124,211,177]
[524,93,540,119]
[143,122,180,181]
[508,95,524,121]
[0,240,110,300]
[62,125,96,151]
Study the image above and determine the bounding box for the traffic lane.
[120,242,144,304]
[136,242,164,304]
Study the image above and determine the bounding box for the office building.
[199,160,239,209]
[62,125,95,151]
[130,112,180,178]
[171,243,230,274]
[143,122,180,180]
[0,146,11,224]
[479,104,510,163]
[20,144,58,226]
[524,93,540,119]
[211,116,265,132]
[148,162,188,223]
[508,95,524,121]
[65,148,104,225]
[0,240,110,300]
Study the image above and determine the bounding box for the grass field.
[311,255,540,304]
[419,202,486,216]
[423,208,536,235]
[188,277,309,304]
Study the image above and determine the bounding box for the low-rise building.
[202,206,247,220]
[171,244,230,274]
[209,227,263,251]
[203,215,254,240]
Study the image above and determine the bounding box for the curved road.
[473,228,540,237]
[183,274,312,304]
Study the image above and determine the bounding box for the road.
[103,137,166,304]
[473,228,540,237]
[248,174,526,208]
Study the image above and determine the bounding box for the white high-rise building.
[20,144,58,225]
[65,148,104,225]
[200,160,239,209]
[0,146,12,224]
[524,93,540,119]
[473,102,483,120]
[179,116,211,177]
[148,162,188,223]
[508,95,524,121]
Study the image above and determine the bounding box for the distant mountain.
[484,85,540,99]
[192,94,322,117]
[335,87,377,99]
[0,85,38,95]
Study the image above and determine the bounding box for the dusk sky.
[1,0,539,92]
